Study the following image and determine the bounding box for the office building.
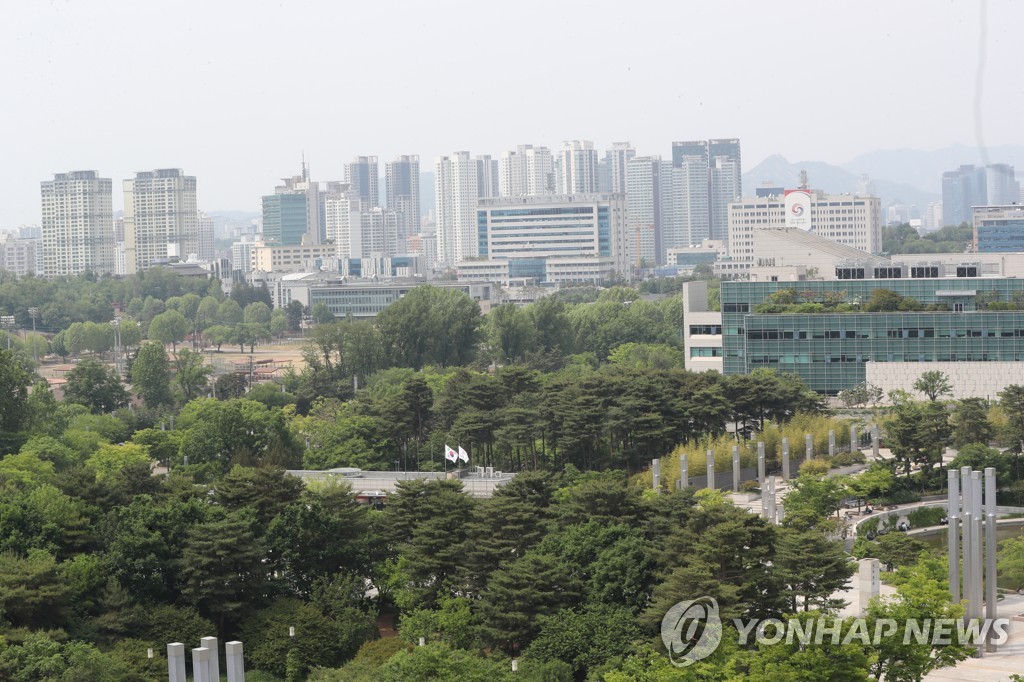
[973,205,1024,252]
[251,241,337,273]
[385,155,420,249]
[40,170,116,276]
[325,188,399,259]
[663,157,711,253]
[260,164,326,247]
[435,152,480,266]
[345,156,380,208]
[942,165,989,226]
[986,164,1020,206]
[727,190,882,263]
[123,169,197,274]
[456,193,628,285]
[231,236,258,275]
[560,140,598,194]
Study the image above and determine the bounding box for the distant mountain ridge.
[743,155,938,209]
[745,144,1024,209]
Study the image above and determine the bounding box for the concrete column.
[732,446,740,492]
[706,450,715,491]
[767,477,777,522]
[192,648,210,682]
[225,641,245,682]
[858,558,881,614]
[961,467,973,622]
[781,437,790,480]
[776,502,785,523]
[971,471,983,623]
[948,469,960,604]
[757,441,765,484]
[872,434,880,459]
[828,429,836,457]
[760,485,769,519]
[651,459,660,492]
[167,643,186,682]
[984,467,998,652]
[201,637,219,682]
[679,455,688,490]
[805,434,813,463]
[850,424,858,453]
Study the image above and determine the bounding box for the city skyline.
[2,0,1022,225]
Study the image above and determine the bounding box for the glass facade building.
[722,278,1024,394]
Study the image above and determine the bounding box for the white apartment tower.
[385,155,420,249]
[476,155,499,199]
[625,157,663,267]
[435,152,480,266]
[325,187,398,260]
[40,171,116,276]
[197,210,215,262]
[606,142,636,194]
[123,169,198,274]
[499,144,554,197]
[560,140,598,194]
[662,157,711,257]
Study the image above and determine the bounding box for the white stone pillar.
[706,450,715,490]
[858,558,880,614]
[781,437,790,480]
[225,641,245,682]
[805,434,813,462]
[201,637,219,682]
[757,441,765,484]
[167,643,186,682]
[732,446,740,492]
[679,454,688,489]
[651,459,660,492]
[192,648,210,682]
[828,429,836,457]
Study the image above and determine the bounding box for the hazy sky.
[1,0,1019,224]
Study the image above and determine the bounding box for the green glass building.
[261,193,308,246]
[721,278,1024,394]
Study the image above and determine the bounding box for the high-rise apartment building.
[671,139,742,242]
[476,155,499,199]
[499,145,554,197]
[625,157,663,267]
[40,170,116,277]
[0,235,39,277]
[663,157,711,253]
[325,186,398,260]
[385,155,420,249]
[123,169,197,274]
[560,140,598,194]
[197,211,215,262]
[435,152,480,266]
[345,156,380,208]
[605,142,636,195]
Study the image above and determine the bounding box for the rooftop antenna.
[798,169,809,190]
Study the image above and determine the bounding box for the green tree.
[63,358,129,413]
[271,308,288,337]
[131,341,173,408]
[181,507,267,634]
[286,299,305,331]
[376,286,482,368]
[774,527,854,611]
[311,302,334,325]
[174,348,213,402]
[217,298,244,326]
[0,348,32,434]
[951,397,994,448]
[86,443,151,483]
[913,370,952,401]
[244,301,272,326]
[865,561,972,681]
[476,551,583,655]
[148,309,189,352]
[997,535,1024,590]
[522,604,641,677]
